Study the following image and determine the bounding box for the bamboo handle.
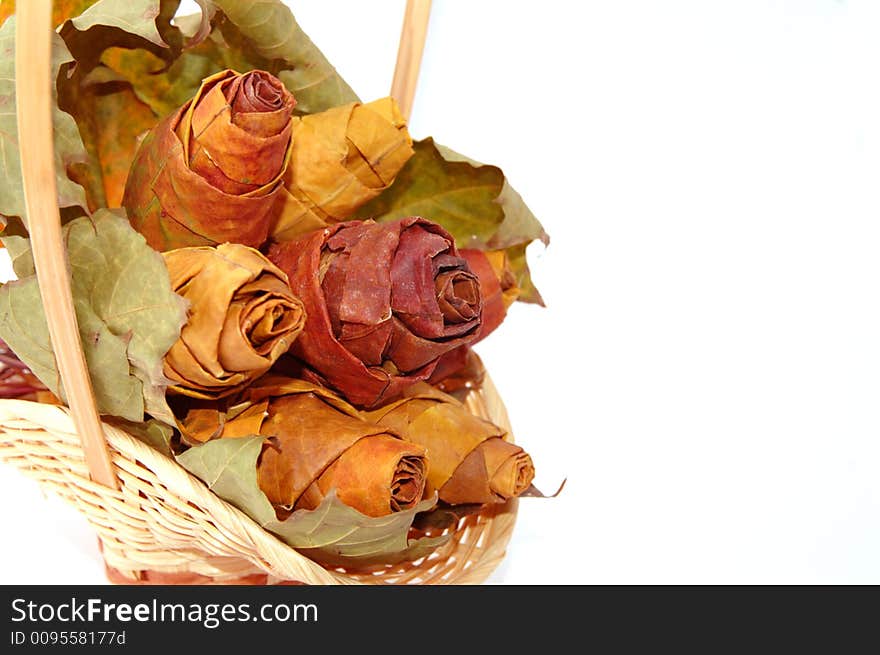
[391,0,432,121]
[15,0,118,489]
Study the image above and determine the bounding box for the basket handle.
[14,0,118,489]
[391,0,432,120]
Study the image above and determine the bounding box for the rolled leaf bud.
[123,69,296,251]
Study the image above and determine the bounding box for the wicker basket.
[0,0,519,585]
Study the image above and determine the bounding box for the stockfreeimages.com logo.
[11,597,318,630]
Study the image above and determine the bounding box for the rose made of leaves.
[268,217,483,407]
[253,380,428,518]
[163,243,306,400]
[364,383,536,505]
[269,97,414,241]
[177,376,429,518]
[123,69,296,251]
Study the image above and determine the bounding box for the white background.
[2,0,880,584]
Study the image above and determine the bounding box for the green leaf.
[0,210,187,422]
[177,435,447,566]
[0,279,62,393]
[0,275,142,418]
[106,416,175,457]
[290,499,448,569]
[356,138,506,248]
[0,18,90,226]
[177,436,273,521]
[65,210,188,421]
[209,0,359,113]
[357,138,549,304]
[493,180,549,250]
[432,141,549,250]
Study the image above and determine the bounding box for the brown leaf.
[520,479,567,498]
[244,378,428,518]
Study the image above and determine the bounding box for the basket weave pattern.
[0,376,517,585]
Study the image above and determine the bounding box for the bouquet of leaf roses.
[0,0,549,572]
